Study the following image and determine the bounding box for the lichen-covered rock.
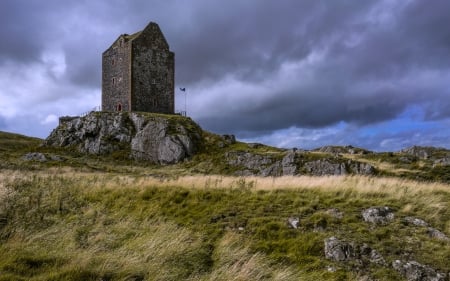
[361,207,395,225]
[348,161,375,175]
[427,227,449,241]
[225,151,282,177]
[392,260,447,281]
[22,152,47,162]
[282,151,297,176]
[44,112,202,164]
[324,237,357,262]
[304,159,347,176]
[403,217,429,227]
[324,237,386,266]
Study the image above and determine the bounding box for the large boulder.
[44,112,202,164]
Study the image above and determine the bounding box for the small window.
[152,79,156,85]
[111,59,115,66]
[116,103,122,112]
[112,78,116,85]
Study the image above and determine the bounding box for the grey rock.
[348,161,375,175]
[362,207,395,225]
[324,237,385,266]
[226,151,281,177]
[359,243,386,266]
[400,146,444,160]
[304,160,347,176]
[45,112,202,164]
[403,217,429,227]
[324,237,357,262]
[287,217,299,229]
[282,151,297,176]
[434,158,450,167]
[22,152,47,162]
[427,227,449,241]
[392,260,447,281]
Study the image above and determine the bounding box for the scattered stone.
[238,227,245,231]
[22,152,47,162]
[361,207,395,225]
[324,237,357,262]
[287,217,300,229]
[427,227,449,241]
[359,243,386,266]
[392,260,447,281]
[403,217,429,227]
[324,237,386,266]
[326,208,344,219]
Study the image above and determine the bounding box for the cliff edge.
[44,112,202,164]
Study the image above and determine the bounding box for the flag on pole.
[180,87,186,92]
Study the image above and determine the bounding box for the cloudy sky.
[1,0,450,151]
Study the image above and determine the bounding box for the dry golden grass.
[2,169,449,196]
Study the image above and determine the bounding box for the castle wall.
[102,36,132,112]
[131,24,174,114]
[102,22,174,114]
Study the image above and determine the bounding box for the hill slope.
[0,125,449,280]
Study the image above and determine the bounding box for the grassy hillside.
[0,131,449,280]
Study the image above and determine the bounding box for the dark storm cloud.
[175,0,450,134]
[2,0,450,149]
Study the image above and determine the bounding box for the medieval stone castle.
[102,22,174,114]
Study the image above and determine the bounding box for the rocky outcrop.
[324,237,386,266]
[315,145,372,155]
[392,260,447,281]
[361,207,395,225]
[225,149,376,177]
[304,159,347,176]
[225,151,281,177]
[400,146,450,160]
[44,112,202,164]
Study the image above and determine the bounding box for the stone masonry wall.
[102,22,174,114]
[102,36,132,112]
[131,23,174,114]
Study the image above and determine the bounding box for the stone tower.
[102,22,174,114]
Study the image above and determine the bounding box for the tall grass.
[0,170,448,280]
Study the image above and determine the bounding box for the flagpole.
[184,88,187,116]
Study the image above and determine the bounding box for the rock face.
[225,149,376,177]
[315,145,372,155]
[44,112,202,164]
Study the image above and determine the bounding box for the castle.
[102,22,174,114]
